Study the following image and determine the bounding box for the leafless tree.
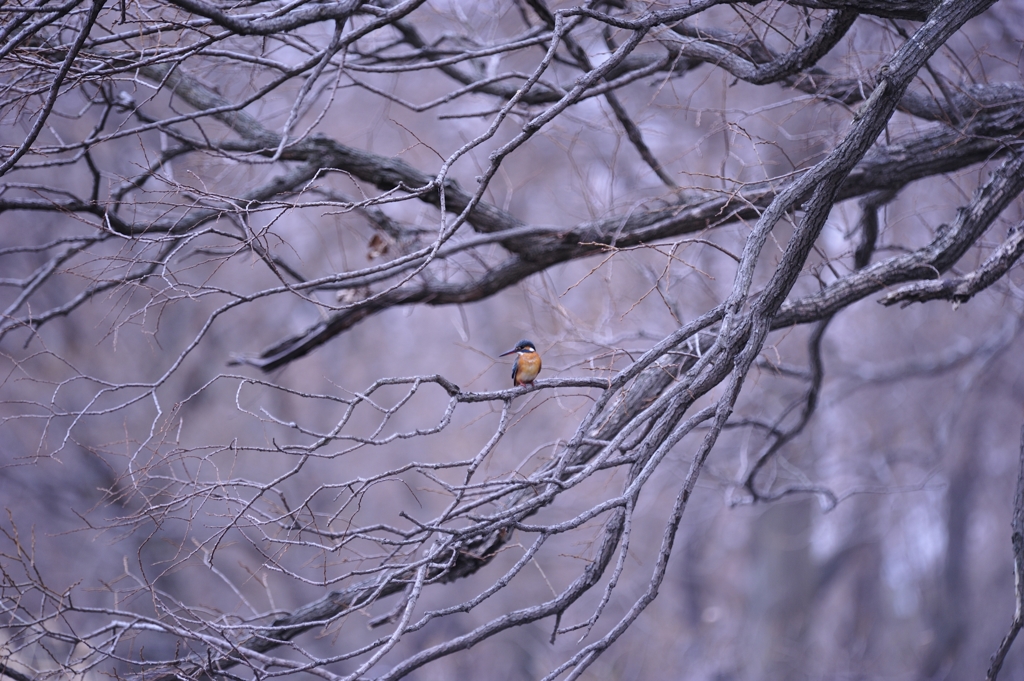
[2,0,1024,679]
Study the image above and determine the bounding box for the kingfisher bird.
[500,339,542,387]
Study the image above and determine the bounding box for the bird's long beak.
[499,347,518,357]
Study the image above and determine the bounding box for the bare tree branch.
[986,425,1024,681]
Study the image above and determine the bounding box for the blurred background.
[2,1,1024,679]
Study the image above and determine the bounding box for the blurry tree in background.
[2,0,1024,679]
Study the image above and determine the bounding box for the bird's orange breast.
[513,352,541,386]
